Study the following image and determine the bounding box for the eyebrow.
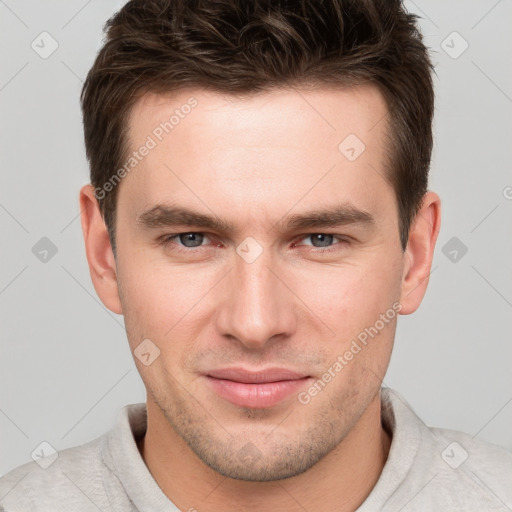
[136,203,375,233]
[137,205,233,232]
[284,205,374,230]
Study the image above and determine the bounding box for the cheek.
[291,258,401,339]
[293,264,399,401]
[117,250,221,350]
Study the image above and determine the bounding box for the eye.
[163,232,211,248]
[296,234,339,248]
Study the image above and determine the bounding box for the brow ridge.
[136,203,375,234]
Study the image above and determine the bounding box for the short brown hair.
[81,0,434,253]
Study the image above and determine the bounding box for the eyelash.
[159,232,349,253]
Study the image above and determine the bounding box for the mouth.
[204,367,313,409]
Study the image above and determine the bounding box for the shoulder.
[0,435,129,511]
[414,425,512,510]
[379,388,512,511]
[427,424,512,487]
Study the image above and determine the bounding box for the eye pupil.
[179,233,204,247]
[311,234,333,247]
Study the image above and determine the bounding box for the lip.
[205,367,312,408]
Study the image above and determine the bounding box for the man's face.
[114,86,405,481]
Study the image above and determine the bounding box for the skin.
[80,85,441,512]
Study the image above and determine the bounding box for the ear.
[399,191,441,315]
[79,184,123,314]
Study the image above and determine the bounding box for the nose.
[215,249,297,350]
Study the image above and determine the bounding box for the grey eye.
[178,233,205,247]
[309,234,334,247]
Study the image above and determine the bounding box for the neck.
[138,392,390,512]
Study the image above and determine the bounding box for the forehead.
[128,85,388,150]
[118,85,393,228]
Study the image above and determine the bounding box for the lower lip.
[205,376,312,408]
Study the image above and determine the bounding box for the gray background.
[1,0,511,475]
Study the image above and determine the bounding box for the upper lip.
[206,367,310,384]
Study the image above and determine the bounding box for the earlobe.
[79,185,123,315]
[399,191,441,315]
